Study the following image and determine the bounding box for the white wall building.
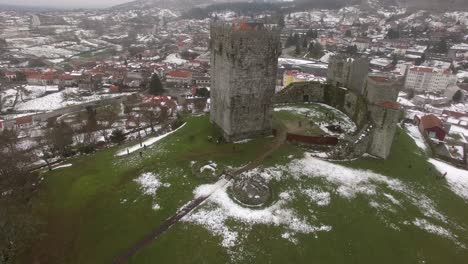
[404,66,457,93]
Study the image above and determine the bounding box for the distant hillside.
[109,0,468,12]
[356,0,468,11]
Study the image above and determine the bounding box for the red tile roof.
[409,67,434,73]
[420,114,443,130]
[15,115,33,125]
[368,76,391,82]
[376,100,400,110]
[166,70,192,78]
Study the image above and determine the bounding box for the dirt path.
[113,126,287,264]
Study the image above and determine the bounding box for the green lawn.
[21,114,468,264]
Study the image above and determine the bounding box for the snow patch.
[134,172,170,210]
[429,159,468,201]
[116,123,186,156]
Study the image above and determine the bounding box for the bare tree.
[141,102,158,133]
[0,128,37,263]
[97,104,120,143]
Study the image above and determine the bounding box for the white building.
[404,66,457,93]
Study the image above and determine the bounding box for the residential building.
[404,66,457,93]
[416,114,447,141]
[165,70,192,84]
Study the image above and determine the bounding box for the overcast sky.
[0,0,133,8]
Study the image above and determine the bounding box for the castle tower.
[365,74,402,159]
[363,74,402,104]
[327,55,369,95]
[210,22,281,141]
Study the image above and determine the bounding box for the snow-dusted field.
[182,152,467,257]
[274,103,357,137]
[14,88,127,112]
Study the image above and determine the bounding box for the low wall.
[286,133,338,145]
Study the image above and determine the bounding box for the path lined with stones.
[113,126,287,264]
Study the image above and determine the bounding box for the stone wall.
[273,76,401,159]
[210,22,281,141]
[327,55,369,95]
[364,75,401,104]
[273,82,324,104]
[367,105,401,159]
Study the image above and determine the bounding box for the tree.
[141,103,158,133]
[15,71,26,82]
[295,41,301,55]
[435,39,448,54]
[193,100,207,113]
[415,53,426,65]
[345,45,358,55]
[46,121,74,156]
[407,89,415,100]
[302,37,308,49]
[278,14,285,28]
[387,28,400,39]
[148,74,164,95]
[345,29,352,37]
[195,87,210,97]
[0,128,37,263]
[452,90,463,103]
[285,34,294,48]
[97,104,120,142]
[85,106,98,132]
[308,42,324,58]
[110,129,126,144]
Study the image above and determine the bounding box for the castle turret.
[327,55,369,95]
[210,21,281,141]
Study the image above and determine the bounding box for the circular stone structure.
[230,175,271,207]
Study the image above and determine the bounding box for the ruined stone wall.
[210,23,281,141]
[342,91,369,129]
[367,105,401,159]
[273,82,324,104]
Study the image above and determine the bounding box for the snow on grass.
[184,182,331,249]
[288,154,456,228]
[302,188,331,206]
[404,124,428,152]
[429,159,468,201]
[233,139,252,144]
[274,103,357,137]
[134,172,170,210]
[52,163,72,170]
[413,218,455,239]
[116,123,186,156]
[15,88,129,112]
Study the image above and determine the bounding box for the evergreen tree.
[308,42,324,58]
[110,129,126,144]
[345,29,352,37]
[285,34,294,48]
[302,37,308,49]
[295,41,301,55]
[452,90,463,103]
[436,39,448,54]
[278,14,285,28]
[148,74,164,95]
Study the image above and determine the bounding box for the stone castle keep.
[209,22,281,141]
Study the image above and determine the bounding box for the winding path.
[113,126,287,264]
